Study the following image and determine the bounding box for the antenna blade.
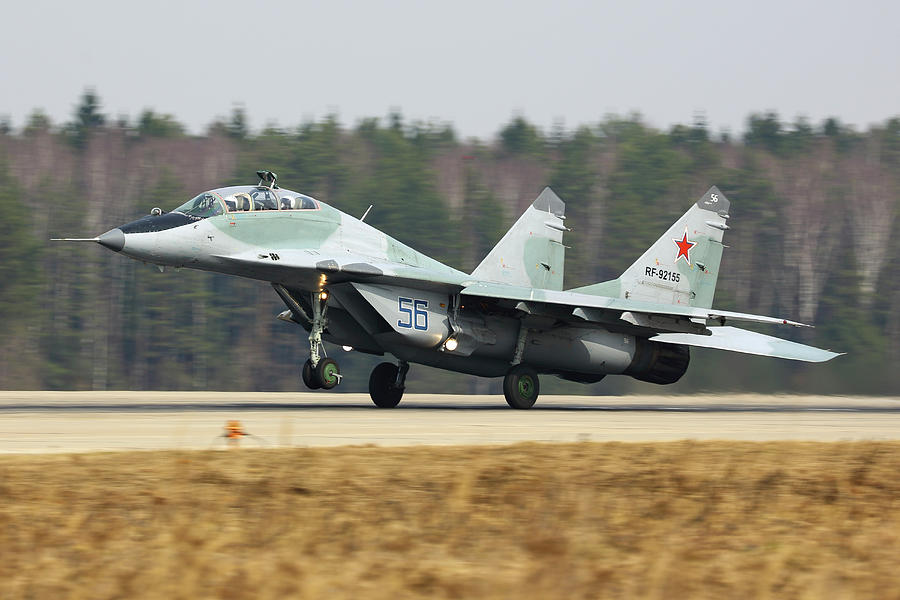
[360,205,373,222]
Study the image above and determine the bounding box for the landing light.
[342,345,353,352]
[320,290,329,301]
[444,337,459,352]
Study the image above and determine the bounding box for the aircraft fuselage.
[100,184,680,386]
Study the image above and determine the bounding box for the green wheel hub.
[315,358,340,390]
[322,362,338,385]
[503,365,540,409]
[518,376,535,399]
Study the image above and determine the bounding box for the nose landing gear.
[300,291,341,390]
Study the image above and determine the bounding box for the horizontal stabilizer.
[650,326,842,363]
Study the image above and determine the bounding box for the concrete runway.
[1,391,899,453]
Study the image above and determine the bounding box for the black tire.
[503,364,540,409]
[301,359,321,390]
[316,357,340,390]
[369,362,404,408]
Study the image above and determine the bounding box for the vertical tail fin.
[571,186,730,308]
[471,187,567,290]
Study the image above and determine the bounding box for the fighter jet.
[55,170,840,408]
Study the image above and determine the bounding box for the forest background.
[1,91,897,395]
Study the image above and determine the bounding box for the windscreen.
[172,192,225,218]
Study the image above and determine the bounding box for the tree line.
[0,92,897,394]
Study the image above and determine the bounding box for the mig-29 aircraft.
[55,170,840,408]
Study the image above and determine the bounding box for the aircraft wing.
[460,281,840,362]
[461,281,809,327]
[212,249,467,292]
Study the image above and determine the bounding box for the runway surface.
[1,391,899,453]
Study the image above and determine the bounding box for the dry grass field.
[1,442,899,599]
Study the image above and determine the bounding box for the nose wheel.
[301,360,321,389]
[302,357,341,390]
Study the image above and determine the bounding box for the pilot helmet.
[234,193,251,211]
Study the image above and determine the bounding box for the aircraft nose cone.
[97,228,125,252]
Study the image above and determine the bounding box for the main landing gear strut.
[301,290,341,390]
[502,324,540,409]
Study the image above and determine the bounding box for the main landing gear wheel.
[316,357,341,390]
[301,359,321,390]
[503,364,540,409]
[369,362,405,408]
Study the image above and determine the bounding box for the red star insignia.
[673,231,696,264]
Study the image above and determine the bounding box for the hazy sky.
[3,0,898,139]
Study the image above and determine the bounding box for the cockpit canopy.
[171,186,320,218]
